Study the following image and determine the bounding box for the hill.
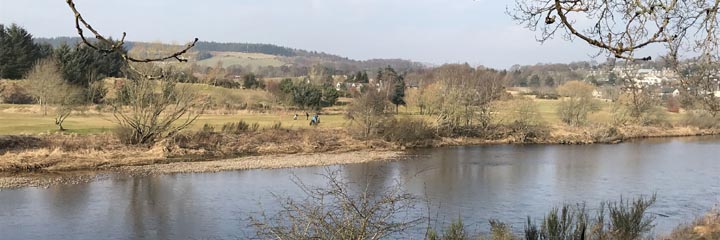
[35,37,426,74]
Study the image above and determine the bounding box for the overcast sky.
[1,0,613,69]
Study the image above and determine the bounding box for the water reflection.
[0,136,718,239]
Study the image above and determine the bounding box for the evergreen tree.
[320,83,339,107]
[242,73,261,89]
[360,71,369,83]
[0,24,51,79]
[390,75,406,113]
[54,42,124,87]
[377,66,406,113]
[291,82,322,109]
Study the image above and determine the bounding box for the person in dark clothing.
[305,112,309,120]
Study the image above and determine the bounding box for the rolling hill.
[36,37,427,74]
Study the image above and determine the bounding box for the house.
[659,87,680,97]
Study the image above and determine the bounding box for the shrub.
[557,98,599,126]
[378,117,436,145]
[524,194,657,240]
[430,218,470,240]
[213,78,241,89]
[682,110,720,129]
[221,120,259,134]
[504,98,549,142]
[489,220,514,240]
[607,195,657,240]
[638,106,670,127]
[0,82,34,104]
[114,126,136,145]
[612,100,670,127]
[557,81,599,126]
[252,170,422,239]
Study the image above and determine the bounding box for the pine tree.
[0,24,51,79]
[54,41,124,87]
[390,76,406,114]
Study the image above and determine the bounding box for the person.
[310,115,317,126]
[305,112,309,120]
[314,113,320,124]
[293,113,298,120]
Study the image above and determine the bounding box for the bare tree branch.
[65,0,197,64]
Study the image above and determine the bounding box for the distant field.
[196,51,287,69]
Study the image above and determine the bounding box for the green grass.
[0,108,350,135]
[0,112,115,135]
[196,52,287,69]
[0,98,690,135]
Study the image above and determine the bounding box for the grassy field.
[0,105,350,135]
[0,95,689,135]
[196,52,287,69]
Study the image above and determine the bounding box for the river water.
[1,137,719,239]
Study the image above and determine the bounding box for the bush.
[489,220,514,240]
[682,110,720,129]
[114,126,137,145]
[252,171,422,239]
[221,120,259,134]
[524,194,657,240]
[429,218,470,240]
[0,82,34,104]
[557,97,599,126]
[213,78,241,89]
[378,117,437,145]
[638,106,670,127]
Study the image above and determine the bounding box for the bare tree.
[24,58,84,131]
[557,80,599,126]
[24,58,65,116]
[114,65,205,144]
[346,87,390,139]
[431,64,506,129]
[509,0,720,117]
[615,65,665,123]
[64,0,204,143]
[251,170,423,240]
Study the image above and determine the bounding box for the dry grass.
[0,128,396,173]
[665,207,720,239]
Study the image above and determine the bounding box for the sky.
[1,0,612,69]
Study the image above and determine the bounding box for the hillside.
[35,37,426,73]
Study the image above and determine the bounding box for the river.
[1,136,719,239]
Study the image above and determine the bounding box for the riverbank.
[0,125,718,188]
[0,150,402,189]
